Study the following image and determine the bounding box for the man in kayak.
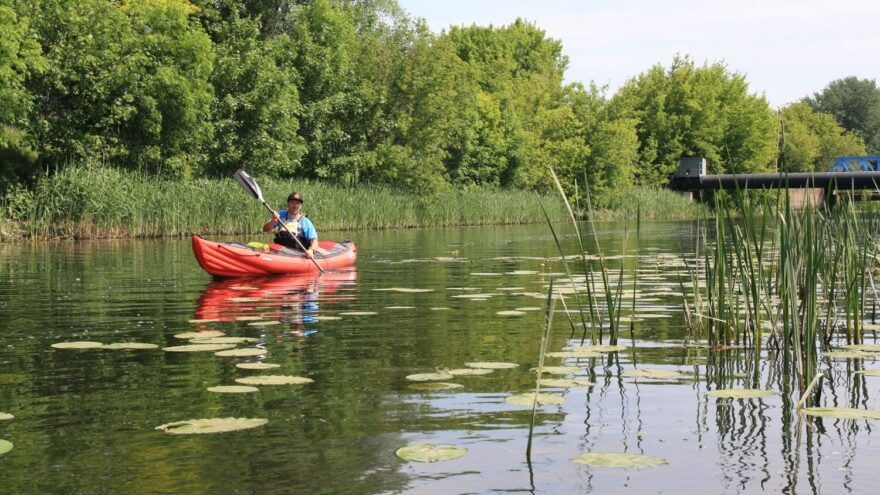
[262,192,318,258]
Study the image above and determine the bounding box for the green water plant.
[572,452,667,468]
[0,439,12,455]
[395,444,467,462]
[155,418,268,434]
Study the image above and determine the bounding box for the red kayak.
[192,235,357,277]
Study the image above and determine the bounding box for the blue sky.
[397,0,880,107]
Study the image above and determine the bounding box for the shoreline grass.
[1,167,705,241]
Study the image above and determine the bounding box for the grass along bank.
[1,167,705,240]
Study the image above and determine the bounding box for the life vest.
[274,212,309,250]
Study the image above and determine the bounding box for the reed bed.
[545,168,880,402]
[2,167,707,240]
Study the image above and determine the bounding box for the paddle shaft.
[261,201,324,274]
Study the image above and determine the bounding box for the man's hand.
[305,248,315,259]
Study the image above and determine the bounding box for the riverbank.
[1,167,706,241]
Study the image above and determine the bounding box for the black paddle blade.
[234,169,263,202]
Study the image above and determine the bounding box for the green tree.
[609,55,777,185]
[21,0,214,177]
[805,76,880,154]
[778,102,866,172]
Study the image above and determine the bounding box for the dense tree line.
[1,0,877,205]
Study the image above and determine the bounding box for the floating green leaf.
[339,311,377,316]
[395,443,467,462]
[572,452,667,468]
[313,316,342,321]
[408,382,463,391]
[235,375,313,385]
[505,392,566,406]
[236,362,281,370]
[801,407,880,420]
[234,316,263,321]
[626,369,686,379]
[102,342,159,350]
[156,417,267,434]
[373,288,434,293]
[448,368,493,376]
[545,350,603,359]
[0,439,12,455]
[538,379,595,388]
[465,362,518,369]
[0,413,13,421]
[706,389,776,399]
[823,350,873,359]
[215,348,267,357]
[174,331,225,339]
[248,321,281,327]
[532,366,582,375]
[188,318,219,323]
[406,372,454,382]
[163,344,236,353]
[386,306,416,309]
[228,297,258,303]
[496,310,526,316]
[190,337,256,345]
[836,344,880,353]
[50,341,104,349]
[207,385,259,394]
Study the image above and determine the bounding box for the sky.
[396,0,880,108]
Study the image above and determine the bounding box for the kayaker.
[262,192,318,257]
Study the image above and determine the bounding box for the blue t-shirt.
[274,210,318,242]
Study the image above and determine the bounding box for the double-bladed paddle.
[234,169,324,274]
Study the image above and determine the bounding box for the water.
[0,222,877,494]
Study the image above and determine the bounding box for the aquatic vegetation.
[174,331,225,339]
[338,311,378,316]
[626,369,686,379]
[50,341,104,349]
[531,366,582,375]
[395,444,467,462]
[190,337,256,345]
[407,382,463,391]
[236,363,281,370]
[372,288,434,293]
[801,407,880,420]
[163,344,236,353]
[465,362,518,369]
[0,413,13,421]
[235,375,313,385]
[0,439,12,455]
[405,372,454,382]
[215,348,267,357]
[572,452,667,468]
[447,368,493,376]
[156,418,268,434]
[706,389,777,399]
[247,321,281,327]
[207,385,259,394]
[496,310,526,316]
[537,378,595,388]
[101,343,160,350]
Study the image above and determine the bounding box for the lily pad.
[836,344,880,352]
[190,337,256,345]
[207,385,259,394]
[373,288,434,293]
[496,310,526,316]
[532,366,582,375]
[0,413,13,421]
[163,344,236,353]
[406,372,454,382]
[505,392,566,406]
[235,375,313,385]
[338,311,377,316]
[247,321,281,327]
[823,350,874,359]
[156,417,267,434]
[215,348,267,357]
[545,350,603,359]
[538,378,595,388]
[188,318,219,323]
[626,369,685,379]
[50,341,103,349]
[234,316,263,321]
[0,439,12,455]
[313,316,342,321]
[236,362,281,370]
[801,407,880,420]
[396,443,467,462]
[386,306,416,309]
[174,331,225,339]
[448,368,493,376]
[408,382,464,391]
[101,342,160,350]
[465,362,518,370]
[706,389,776,399]
[228,297,258,303]
[515,307,543,311]
[572,452,667,468]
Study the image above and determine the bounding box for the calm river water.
[0,222,877,494]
